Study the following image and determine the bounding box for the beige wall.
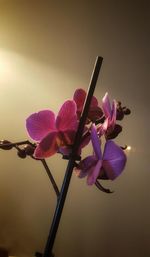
[0,1,149,257]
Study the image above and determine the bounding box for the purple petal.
[34,131,58,158]
[102,92,111,118]
[87,160,102,185]
[56,100,77,131]
[74,155,97,178]
[102,140,127,180]
[26,110,55,141]
[91,124,102,159]
[59,146,72,156]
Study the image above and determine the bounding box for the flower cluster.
[26,88,130,189]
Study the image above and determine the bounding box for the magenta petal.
[102,92,111,118]
[56,100,77,131]
[26,110,55,141]
[91,124,102,159]
[103,140,127,180]
[91,95,98,107]
[73,88,86,112]
[34,131,58,158]
[87,160,102,185]
[61,130,76,145]
[73,88,98,112]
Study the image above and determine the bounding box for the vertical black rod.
[43,56,103,257]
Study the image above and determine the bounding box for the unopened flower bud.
[24,144,35,156]
[17,149,27,158]
[0,140,13,150]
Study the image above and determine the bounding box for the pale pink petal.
[87,160,102,185]
[26,110,55,141]
[102,92,111,118]
[97,118,108,137]
[111,100,117,128]
[34,131,58,158]
[56,100,77,131]
[91,124,102,159]
[103,140,127,180]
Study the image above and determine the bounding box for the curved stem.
[41,159,60,198]
[95,180,113,193]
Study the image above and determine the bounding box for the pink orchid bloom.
[75,124,127,185]
[73,88,103,122]
[26,100,78,159]
[102,92,117,132]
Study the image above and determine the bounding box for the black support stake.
[43,56,103,257]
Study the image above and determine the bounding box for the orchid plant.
[0,57,131,257]
[26,88,130,193]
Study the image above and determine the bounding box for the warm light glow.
[126,145,131,151]
[0,50,14,82]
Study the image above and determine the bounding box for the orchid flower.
[73,88,103,122]
[102,92,117,133]
[75,124,127,185]
[26,100,78,159]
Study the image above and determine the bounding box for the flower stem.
[41,159,60,198]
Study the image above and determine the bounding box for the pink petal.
[90,95,98,108]
[26,110,55,141]
[102,92,111,118]
[60,130,76,145]
[91,124,102,159]
[73,88,98,114]
[34,131,58,158]
[73,88,86,112]
[56,100,77,131]
[103,140,127,180]
[87,160,102,185]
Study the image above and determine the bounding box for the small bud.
[116,110,124,120]
[123,107,131,115]
[17,149,27,158]
[106,124,122,140]
[24,144,35,156]
[0,140,13,150]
